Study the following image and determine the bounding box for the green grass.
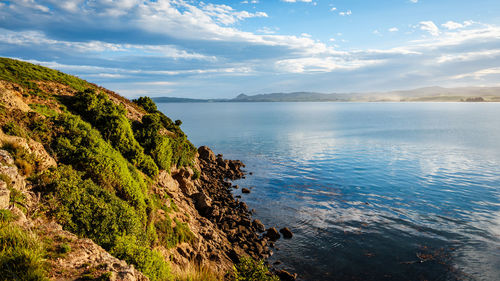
[0,225,49,281]
[0,57,89,92]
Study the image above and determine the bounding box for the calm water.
[158,102,500,281]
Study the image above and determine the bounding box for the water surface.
[158,102,500,281]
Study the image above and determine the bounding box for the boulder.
[279,227,293,239]
[198,146,216,162]
[265,227,280,241]
[241,188,251,194]
[191,192,212,216]
[252,219,265,232]
[276,270,297,281]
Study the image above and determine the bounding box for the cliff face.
[0,58,276,281]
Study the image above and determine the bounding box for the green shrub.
[232,257,278,281]
[35,165,143,249]
[112,235,171,281]
[134,114,173,171]
[0,225,49,281]
[131,96,197,169]
[50,114,149,213]
[133,97,157,113]
[71,89,158,177]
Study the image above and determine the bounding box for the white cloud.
[339,10,352,16]
[419,21,440,36]
[0,28,214,60]
[441,20,474,30]
[410,0,418,3]
[281,0,312,2]
[389,27,399,32]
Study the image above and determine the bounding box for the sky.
[1,0,500,98]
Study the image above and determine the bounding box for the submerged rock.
[279,227,293,239]
[276,269,297,281]
[265,227,281,241]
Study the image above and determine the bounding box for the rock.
[198,146,216,162]
[276,269,297,281]
[216,156,229,170]
[252,219,265,232]
[265,227,280,241]
[172,169,198,196]
[0,181,10,209]
[279,227,293,239]
[191,192,212,216]
[241,188,251,194]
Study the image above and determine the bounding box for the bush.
[131,97,197,170]
[71,89,158,177]
[232,257,278,281]
[112,235,171,281]
[133,97,157,113]
[134,114,173,171]
[50,114,149,214]
[0,225,48,281]
[35,165,143,249]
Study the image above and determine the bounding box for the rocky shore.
[195,146,297,280]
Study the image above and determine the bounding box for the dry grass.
[173,262,224,281]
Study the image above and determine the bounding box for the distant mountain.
[153,86,500,103]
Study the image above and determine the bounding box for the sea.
[157,102,500,281]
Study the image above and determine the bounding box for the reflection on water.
[158,102,500,280]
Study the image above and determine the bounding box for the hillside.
[0,58,287,281]
[152,87,500,103]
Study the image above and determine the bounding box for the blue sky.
[1,0,500,98]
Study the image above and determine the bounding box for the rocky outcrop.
[37,221,149,281]
[0,149,26,191]
[0,131,57,172]
[0,81,31,112]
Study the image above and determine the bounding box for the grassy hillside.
[0,58,199,280]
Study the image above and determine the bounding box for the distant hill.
[153,86,500,103]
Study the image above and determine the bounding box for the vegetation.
[0,58,208,281]
[232,257,279,281]
[72,89,158,177]
[0,224,48,281]
[0,57,89,92]
[133,97,197,169]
